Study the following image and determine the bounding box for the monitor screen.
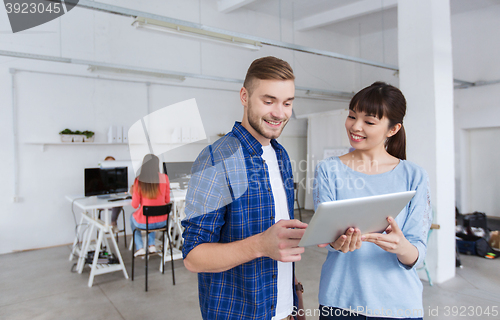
[163,162,194,189]
[85,167,129,197]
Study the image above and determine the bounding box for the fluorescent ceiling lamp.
[88,65,186,82]
[305,90,353,100]
[132,17,262,51]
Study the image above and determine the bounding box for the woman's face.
[345,109,396,152]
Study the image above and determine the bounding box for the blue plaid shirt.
[182,122,297,320]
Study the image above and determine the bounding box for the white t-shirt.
[261,144,293,319]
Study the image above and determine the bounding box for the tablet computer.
[298,191,416,247]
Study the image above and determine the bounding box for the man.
[182,56,307,320]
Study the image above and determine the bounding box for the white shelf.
[25,142,128,151]
[25,141,211,151]
[26,142,127,145]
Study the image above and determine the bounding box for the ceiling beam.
[75,0,399,70]
[217,0,256,14]
[0,49,355,98]
[64,1,471,87]
[295,0,397,31]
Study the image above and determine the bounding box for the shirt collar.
[231,122,262,157]
[231,122,285,158]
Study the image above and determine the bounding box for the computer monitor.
[99,160,138,188]
[84,167,129,197]
[163,162,194,189]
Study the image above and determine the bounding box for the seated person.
[102,156,123,233]
[130,154,171,257]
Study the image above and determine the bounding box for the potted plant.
[59,128,73,142]
[82,130,95,142]
[59,129,95,142]
[73,130,84,142]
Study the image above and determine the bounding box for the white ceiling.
[222,0,500,36]
[244,0,353,21]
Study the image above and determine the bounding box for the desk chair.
[131,204,175,291]
[417,223,440,286]
[294,182,302,221]
[97,207,127,248]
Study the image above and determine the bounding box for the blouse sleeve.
[399,169,432,270]
[313,160,341,252]
[313,160,336,211]
[131,178,141,209]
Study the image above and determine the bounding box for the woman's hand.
[318,227,362,253]
[361,217,419,266]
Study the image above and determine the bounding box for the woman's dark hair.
[137,154,160,199]
[349,81,406,160]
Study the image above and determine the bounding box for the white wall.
[452,3,500,214]
[355,22,399,89]
[0,0,357,254]
[467,127,500,218]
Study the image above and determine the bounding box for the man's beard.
[247,100,289,141]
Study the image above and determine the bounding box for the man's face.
[240,79,295,145]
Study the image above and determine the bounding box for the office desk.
[165,189,187,263]
[67,194,131,287]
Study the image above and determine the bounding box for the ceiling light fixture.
[305,89,354,100]
[132,17,262,51]
[87,65,186,82]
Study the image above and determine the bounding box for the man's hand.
[318,227,362,253]
[295,277,306,320]
[184,219,308,273]
[257,219,308,262]
[361,216,419,266]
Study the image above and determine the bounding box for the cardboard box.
[489,230,500,250]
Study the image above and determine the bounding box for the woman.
[313,82,432,320]
[130,154,170,257]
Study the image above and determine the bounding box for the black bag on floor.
[463,211,489,237]
[456,233,495,258]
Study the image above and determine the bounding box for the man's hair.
[243,56,294,95]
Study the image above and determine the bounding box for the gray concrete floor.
[1,210,499,320]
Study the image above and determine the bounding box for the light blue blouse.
[313,157,432,318]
